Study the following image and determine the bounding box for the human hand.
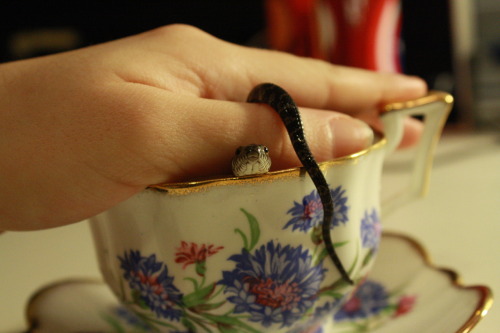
[0,25,426,230]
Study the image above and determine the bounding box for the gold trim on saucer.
[25,278,104,332]
[382,232,493,333]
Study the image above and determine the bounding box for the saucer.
[25,233,492,333]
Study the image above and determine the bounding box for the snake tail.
[247,83,354,285]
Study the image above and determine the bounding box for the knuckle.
[148,24,208,40]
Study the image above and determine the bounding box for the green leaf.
[320,245,361,293]
[320,290,345,299]
[183,277,199,290]
[207,284,224,301]
[183,283,216,308]
[234,228,248,250]
[119,278,126,300]
[194,300,226,311]
[218,325,241,333]
[196,261,207,277]
[138,299,149,310]
[100,313,126,333]
[384,304,398,314]
[137,314,179,329]
[131,290,149,310]
[131,289,140,302]
[362,248,375,267]
[184,313,214,332]
[181,317,197,332]
[314,247,328,266]
[311,226,323,245]
[240,208,260,252]
[333,240,349,248]
[313,240,349,265]
[201,314,261,333]
[348,245,359,275]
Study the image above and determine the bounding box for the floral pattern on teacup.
[219,241,326,328]
[175,241,224,276]
[332,279,417,332]
[104,278,416,333]
[108,305,153,331]
[115,188,382,332]
[360,209,381,252]
[284,186,349,232]
[118,250,184,321]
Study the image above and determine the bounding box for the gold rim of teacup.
[383,90,453,112]
[149,135,386,195]
[149,91,452,195]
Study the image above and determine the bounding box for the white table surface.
[1,131,498,333]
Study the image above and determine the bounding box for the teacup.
[89,92,452,332]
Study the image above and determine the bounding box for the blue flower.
[360,209,381,251]
[313,301,335,319]
[284,186,349,232]
[118,250,183,321]
[334,280,389,321]
[113,306,152,331]
[310,295,348,325]
[220,241,326,328]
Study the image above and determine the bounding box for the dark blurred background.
[1,0,498,128]
[0,1,266,61]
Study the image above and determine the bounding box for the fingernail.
[330,117,374,157]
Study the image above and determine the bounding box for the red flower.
[175,241,224,269]
[246,277,301,310]
[394,295,417,317]
[342,295,362,313]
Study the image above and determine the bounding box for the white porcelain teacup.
[89,92,452,332]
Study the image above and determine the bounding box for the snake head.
[232,144,271,176]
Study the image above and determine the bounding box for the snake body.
[242,83,354,285]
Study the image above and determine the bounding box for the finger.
[112,87,374,185]
[190,29,427,113]
[400,117,423,148]
[120,26,427,116]
[164,101,374,183]
[235,51,428,115]
[360,113,423,149]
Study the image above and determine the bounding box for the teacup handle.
[380,91,453,216]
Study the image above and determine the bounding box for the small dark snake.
[232,83,354,285]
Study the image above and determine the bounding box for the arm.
[0,24,426,231]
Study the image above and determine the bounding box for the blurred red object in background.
[266,0,402,72]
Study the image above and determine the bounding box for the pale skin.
[0,25,427,231]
